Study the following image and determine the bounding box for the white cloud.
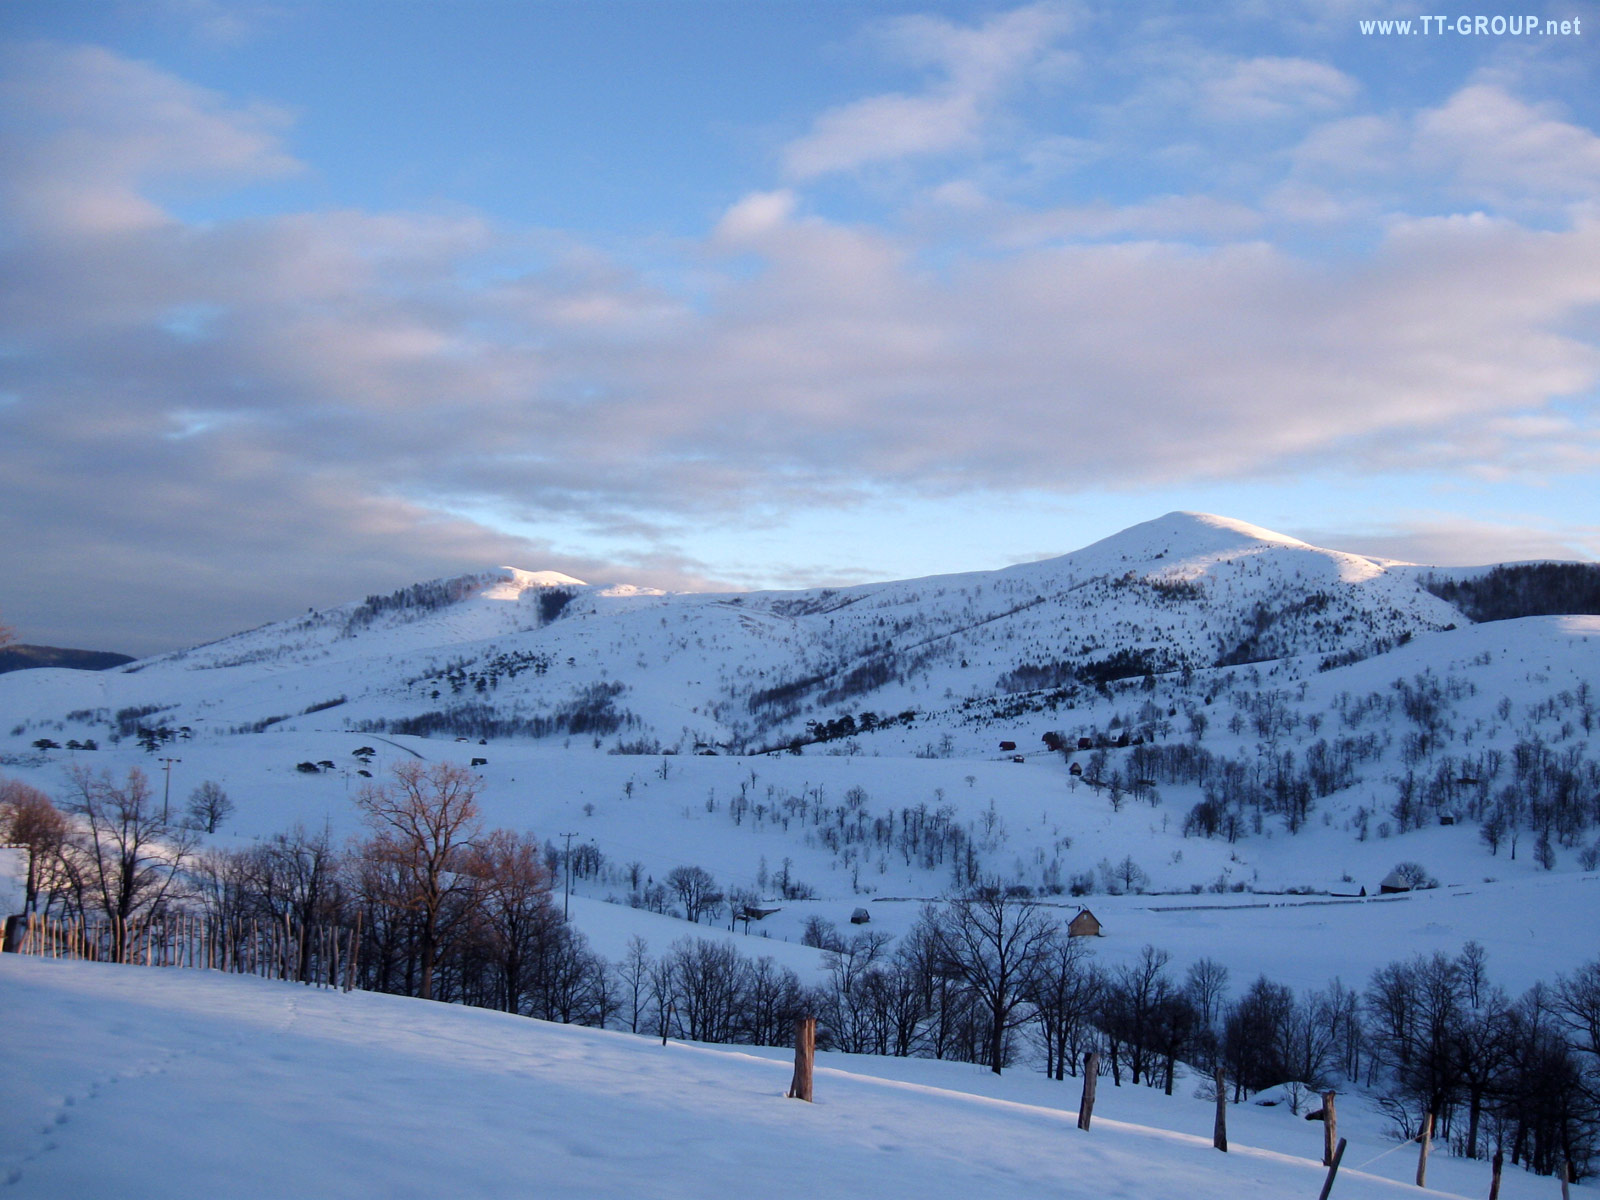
[1199,56,1359,123]
[0,42,301,234]
[1415,84,1600,204]
[713,189,798,244]
[4,39,1600,649]
[994,193,1263,243]
[1298,515,1600,567]
[781,3,1078,179]
[1290,82,1600,211]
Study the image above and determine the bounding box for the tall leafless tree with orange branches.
[354,761,483,1001]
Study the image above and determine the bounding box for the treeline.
[1424,563,1600,623]
[997,647,1168,696]
[2,764,610,1021]
[342,574,486,635]
[642,897,1599,1182]
[354,683,636,742]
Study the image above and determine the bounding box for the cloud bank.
[1,12,1597,652]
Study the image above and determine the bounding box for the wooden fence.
[8,910,361,991]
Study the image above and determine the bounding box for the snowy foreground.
[4,958,1581,1200]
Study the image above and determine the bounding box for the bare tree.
[615,935,654,1033]
[665,864,722,924]
[819,929,894,1053]
[62,765,196,951]
[1556,958,1600,1066]
[355,761,483,1001]
[925,891,1057,1074]
[1028,931,1101,1080]
[0,777,70,913]
[1102,944,1182,1088]
[185,780,234,834]
[463,828,556,1013]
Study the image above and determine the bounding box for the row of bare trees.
[787,895,1597,1181]
[2,762,608,1018]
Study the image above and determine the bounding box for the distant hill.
[0,644,136,675]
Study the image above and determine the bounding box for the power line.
[559,831,580,920]
[159,757,182,823]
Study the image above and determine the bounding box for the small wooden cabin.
[1067,908,1102,938]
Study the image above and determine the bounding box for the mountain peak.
[1077,511,1313,565]
[496,567,588,589]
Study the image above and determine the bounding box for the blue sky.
[2,0,1598,654]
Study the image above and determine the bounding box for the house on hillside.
[1378,870,1414,894]
[1067,908,1102,938]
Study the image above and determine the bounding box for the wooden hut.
[1067,908,1102,938]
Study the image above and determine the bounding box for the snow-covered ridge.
[0,511,1586,754]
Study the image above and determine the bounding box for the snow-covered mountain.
[4,509,1597,909]
[0,512,1491,750]
[8,513,1599,1200]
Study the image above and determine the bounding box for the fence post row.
[6,912,357,990]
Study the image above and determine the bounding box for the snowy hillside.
[3,510,1598,909]
[0,512,1477,754]
[6,512,1599,1197]
[3,957,1580,1200]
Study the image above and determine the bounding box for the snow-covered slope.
[3,510,1595,919]
[0,512,1479,752]
[3,957,1572,1200]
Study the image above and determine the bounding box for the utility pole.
[560,831,579,920]
[159,757,182,823]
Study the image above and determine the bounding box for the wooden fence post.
[788,1016,816,1101]
[1488,1149,1504,1200]
[345,911,362,992]
[1416,1111,1433,1188]
[1318,1137,1347,1200]
[1077,1052,1099,1131]
[1323,1091,1337,1166]
[1213,1069,1227,1151]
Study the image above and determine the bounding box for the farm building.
[1067,908,1102,938]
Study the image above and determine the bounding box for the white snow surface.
[3,956,1579,1200]
[0,510,1480,749]
[4,514,1600,1197]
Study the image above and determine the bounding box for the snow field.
[3,956,1577,1200]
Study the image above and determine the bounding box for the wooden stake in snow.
[788,1016,816,1102]
[1212,1070,1227,1151]
[1321,1091,1338,1166]
[1077,1052,1099,1131]
[1489,1150,1504,1200]
[1317,1138,1347,1200]
[1416,1111,1433,1188]
[345,911,362,993]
